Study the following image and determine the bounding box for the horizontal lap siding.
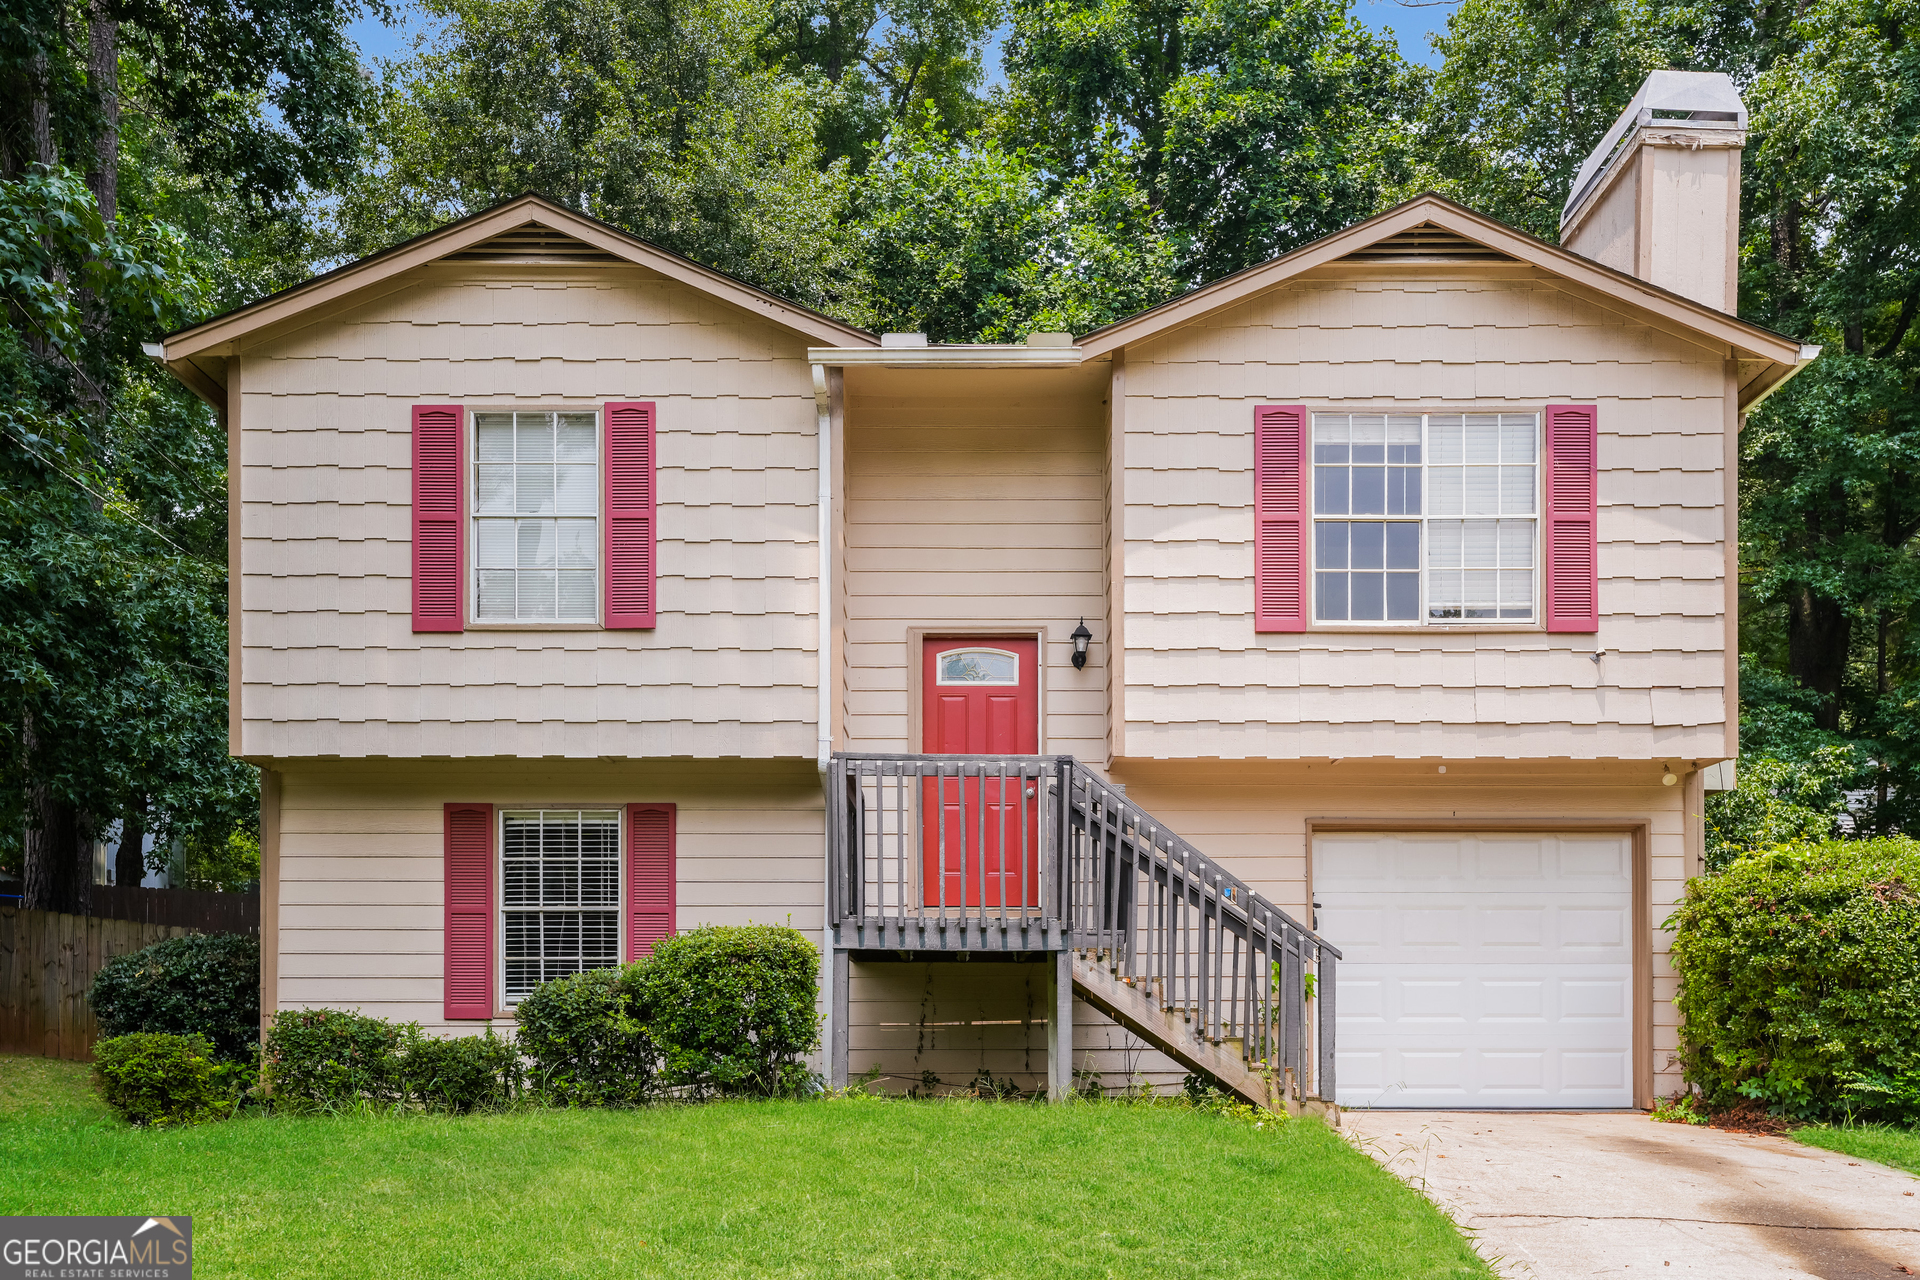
[236,266,818,760]
[1115,770,1688,1099]
[1120,269,1731,760]
[843,387,1108,758]
[275,760,824,1031]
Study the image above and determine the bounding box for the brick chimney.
[1560,71,1747,314]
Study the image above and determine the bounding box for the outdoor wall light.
[1070,618,1093,670]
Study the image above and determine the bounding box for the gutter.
[1741,344,1823,416]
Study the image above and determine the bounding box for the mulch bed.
[1699,1100,1792,1136]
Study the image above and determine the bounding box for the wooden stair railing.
[828,754,1341,1111]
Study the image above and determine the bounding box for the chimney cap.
[1563,71,1748,227]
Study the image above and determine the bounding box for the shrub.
[263,1008,520,1113]
[401,1029,521,1113]
[631,925,820,1097]
[89,932,260,1062]
[263,1008,409,1111]
[514,968,653,1105]
[1703,748,1858,872]
[1669,838,1920,1122]
[93,1032,228,1126]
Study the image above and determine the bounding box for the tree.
[852,111,1179,338]
[328,0,859,311]
[0,0,370,906]
[1002,0,1419,282]
[0,166,256,909]
[756,0,1001,168]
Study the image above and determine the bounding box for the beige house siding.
[1116,265,1733,762]
[273,759,824,1032]
[840,368,1109,758]
[233,263,823,761]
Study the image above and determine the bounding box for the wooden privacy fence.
[0,908,193,1061]
[87,885,259,934]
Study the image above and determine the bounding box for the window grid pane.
[502,809,620,1003]
[473,412,599,622]
[1311,413,1538,625]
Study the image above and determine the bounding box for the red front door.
[921,637,1040,909]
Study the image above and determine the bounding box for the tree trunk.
[116,796,147,889]
[30,52,56,169]
[19,713,91,914]
[86,2,120,225]
[1786,585,1851,731]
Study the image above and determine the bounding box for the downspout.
[813,362,834,1081]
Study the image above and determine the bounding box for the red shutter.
[412,405,464,632]
[1544,404,1600,633]
[604,402,657,629]
[443,803,493,1019]
[1254,405,1310,632]
[626,803,676,961]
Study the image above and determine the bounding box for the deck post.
[830,946,850,1090]
[1046,949,1072,1102]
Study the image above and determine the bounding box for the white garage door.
[1313,831,1634,1110]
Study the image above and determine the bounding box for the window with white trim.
[1313,413,1539,624]
[501,809,620,1002]
[474,411,599,621]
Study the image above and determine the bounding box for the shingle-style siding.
[273,759,824,1031]
[841,371,1109,758]
[234,264,821,760]
[1118,266,1732,760]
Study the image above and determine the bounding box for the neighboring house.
[153,71,1813,1111]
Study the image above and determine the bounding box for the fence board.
[86,886,258,934]
[0,908,196,1061]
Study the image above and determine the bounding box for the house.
[152,70,1813,1111]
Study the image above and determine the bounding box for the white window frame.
[497,807,625,1008]
[1309,411,1543,628]
[470,409,604,627]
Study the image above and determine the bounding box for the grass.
[1792,1121,1920,1176]
[0,1056,1488,1279]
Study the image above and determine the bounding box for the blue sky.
[346,0,1457,72]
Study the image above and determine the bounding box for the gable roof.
[1074,193,1814,410]
[156,193,877,379]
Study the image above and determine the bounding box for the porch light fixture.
[1070,618,1093,670]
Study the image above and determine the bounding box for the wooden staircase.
[1069,951,1338,1122]
[826,754,1342,1116]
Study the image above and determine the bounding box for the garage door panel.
[1316,831,1634,1110]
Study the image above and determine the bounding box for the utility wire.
[4,425,198,557]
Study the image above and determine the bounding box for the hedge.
[88,932,260,1062]
[632,924,820,1097]
[94,1033,232,1126]
[1669,838,1920,1122]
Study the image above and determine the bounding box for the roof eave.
[159,195,878,362]
[1075,194,1803,367]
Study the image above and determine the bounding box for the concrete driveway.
[1341,1110,1920,1279]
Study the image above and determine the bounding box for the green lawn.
[0,1055,1487,1279]
[1793,1122,1920,1176]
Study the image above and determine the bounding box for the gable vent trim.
[441,222,621,264]
[1338,223,1516,264]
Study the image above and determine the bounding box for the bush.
[514,968,653,1105]
[401,1030,521,1113]
[1669,838,1920,1122]
[93,1032,228,1125]
[631,925,820,1097]
[89,932,260,1062]
[263,1008,409,1111]
[1704,748,1858,872]
[263,1008,520,1113]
